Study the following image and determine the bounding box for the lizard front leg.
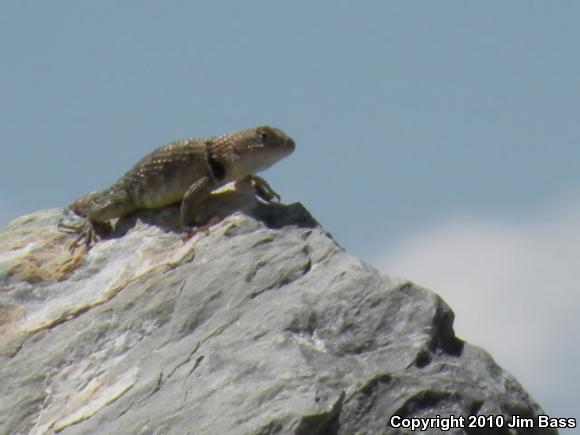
[180,176,214,229]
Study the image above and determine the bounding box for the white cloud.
[372,198,580,419]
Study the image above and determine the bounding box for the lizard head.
[218,126,295,178]
[253,125,295,165]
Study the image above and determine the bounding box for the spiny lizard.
[58,126,295,248]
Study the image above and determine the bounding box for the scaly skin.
[58,126,295,249]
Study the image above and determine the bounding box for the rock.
[0,186,556,435]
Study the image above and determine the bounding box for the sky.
[1,1,578,424]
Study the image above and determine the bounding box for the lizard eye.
[259,131,269,141]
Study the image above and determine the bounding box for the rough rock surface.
[0,185,555,435]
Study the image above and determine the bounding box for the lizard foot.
[247,175,281,202]
[58,211,110,252]
[182,216,222,242]
[69,225,99,252]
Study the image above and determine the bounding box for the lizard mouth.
[252,138,295,173]
[285,137,296,152]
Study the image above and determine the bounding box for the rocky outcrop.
[0,185,555,434]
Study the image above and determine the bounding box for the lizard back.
[116,138,212,209]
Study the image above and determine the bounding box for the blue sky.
[1,2,578,423]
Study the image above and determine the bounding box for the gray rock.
[0,187,556,435]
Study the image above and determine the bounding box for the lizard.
[58,125,295,249]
